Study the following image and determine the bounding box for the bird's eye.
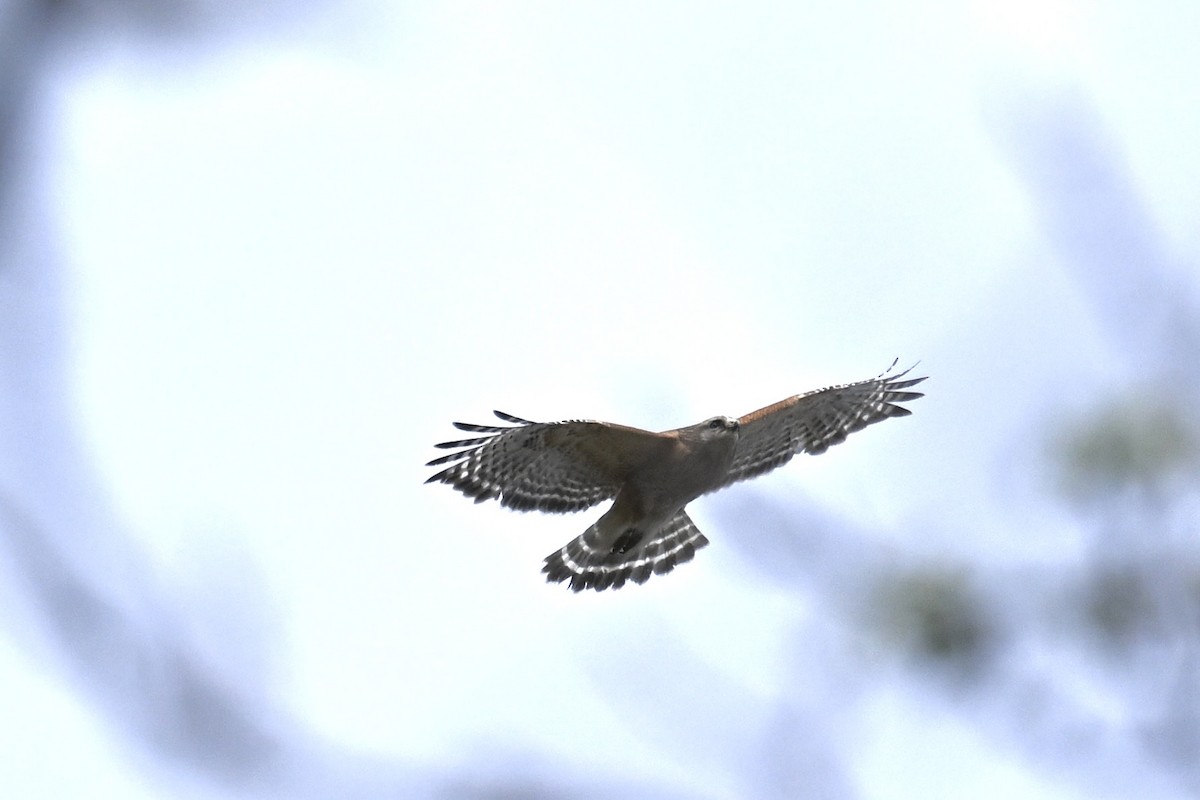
[708,418,724,430]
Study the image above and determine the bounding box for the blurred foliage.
[1084,565,1165,646]
[1049,391,1200,510]
[1048,387,1200,658]
[866,567,996,682]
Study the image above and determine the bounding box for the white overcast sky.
[3,1,1199,798]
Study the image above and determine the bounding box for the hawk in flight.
[427,362,926,591]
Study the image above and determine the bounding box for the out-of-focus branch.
[994,89,1200,387]
[0,0,60,223]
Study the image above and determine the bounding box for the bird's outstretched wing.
[717,361,926,489]
[425,411,670,513]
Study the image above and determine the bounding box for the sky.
[2,1,1199,798]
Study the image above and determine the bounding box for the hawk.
[426,361,926,591]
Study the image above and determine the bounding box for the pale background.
[2,1,1198,798]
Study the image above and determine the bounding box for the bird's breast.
[617,438,735,517]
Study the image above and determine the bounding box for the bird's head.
[698,415,739,438]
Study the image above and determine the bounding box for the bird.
[426,361,926,592]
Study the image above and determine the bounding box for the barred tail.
[542,510,709,592]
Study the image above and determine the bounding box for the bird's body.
[618,416,740,519]
[426,362,925,591]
